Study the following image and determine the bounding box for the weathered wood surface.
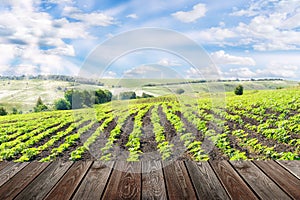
[0,161,299,200]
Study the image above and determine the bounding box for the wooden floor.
[0,160,299,200]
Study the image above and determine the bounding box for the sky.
[0,0,299,80]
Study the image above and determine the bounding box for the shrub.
[34,97,48,112]
[0,107,7,116]
[54,99,71,110]
[119,91,136,100]
[234,85,244,95]
[141,93,154,98]
[175,88,185,95]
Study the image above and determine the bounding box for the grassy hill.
[0,78,298,113]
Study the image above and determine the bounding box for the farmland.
[0,87,299,162]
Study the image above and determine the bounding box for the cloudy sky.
[0,0,299,80]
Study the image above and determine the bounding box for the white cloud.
[211,51,256,66]
[126,13,138,19]
[0,1,99,75]
[124,65,159,78]
[231,0,300,51]
[257,64,299,78]
[158,58,181,67]
[172,3,206,23]
[102,71,117,79]
[70,12,115,27]
[186,67,201,78]
[188,28,236,44]
[227,68,256,78]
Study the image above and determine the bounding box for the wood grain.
[163,161,197,200]
[276,160,300,180]
[0,162,9,171]
[0,162,28,187]
[231,161,290,200]
[211,161,258,200]
[142,161,167,200]
[185,161,229,200]
[254,160,300,199]
[72,161,114,200]
[15,161,73,200]
[44,161,92,200]
[102,161,141,200]
[0,162,49,200]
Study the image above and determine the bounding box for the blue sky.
[0,0,299,80]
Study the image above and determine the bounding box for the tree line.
[0,89,154,116]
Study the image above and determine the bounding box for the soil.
[109,112,137,160]
[139,106,161,161]
[157,105,189,161]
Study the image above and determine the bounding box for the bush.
[175,88,185,95]
[0,107,7,116]
[54,99,71,110]
[119,91,136,100]
[34,97,48,112]
[234,85,244,95]
[141,92,154,98]
[12,107,18,114]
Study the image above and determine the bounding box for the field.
[0,87,299,162]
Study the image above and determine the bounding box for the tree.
[82,90,93,107]
[141,93,154,98]
[119,91,136,100]
[0,107,7,116]
[234,85,244,95]
[54,99,71,110]
[34,97,48,112]
[12,107,18,114]
[64,89,84,109]
[175,88,185,95]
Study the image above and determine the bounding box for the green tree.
[12,107,18,114]
[141,92,154,98]
[34,97,48,112]
[175,88,185,95]
[0,107,7,116]
[234,85,244,95]
[64,89,84,109]
[54,98,71,110]
[119,91,136,100]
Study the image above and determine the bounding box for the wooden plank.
[254,160,300,199]
[102,161,141,200]
[72,161,114,200]
[210,161,258,200]
[15,161,73,200]
[231,161,290,200]
[0,162,49,200]
[142,161,167,200]
[163,161,197,200]
[185,161,229,200]
[0,162,29,187]
[276,160,300,179]
[44,161,92,200]
[0,162,10,171]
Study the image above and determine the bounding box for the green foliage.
[54,98,71,110]
[119,91,136,100]
[175,88,185,94]
[0,107,8,116]
[0,88,299,162]
[34,97,48,112]
[234,85,244,95]
[12,107,18,115]
[64,89,112,109]
[141,92,154,98]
